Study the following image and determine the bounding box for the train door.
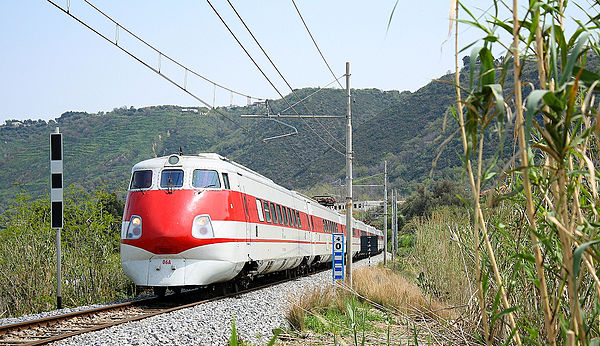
[239,184,251,247]
[242,192,252,246]
[302,202,309,257]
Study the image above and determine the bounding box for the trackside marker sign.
[50,131,63,229]
[332,233,345,281]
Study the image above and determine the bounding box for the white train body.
[120,153,383,288]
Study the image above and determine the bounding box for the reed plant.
[447,0,600,343]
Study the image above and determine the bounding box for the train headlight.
[126,215,142,239]
[192,215,214,238]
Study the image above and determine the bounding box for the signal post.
[50,128,63,309]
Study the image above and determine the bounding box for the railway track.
[0,269,310,346]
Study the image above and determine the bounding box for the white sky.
[0,1,589,122]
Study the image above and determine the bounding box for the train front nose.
[122,190,198,254]
[120,190,196,286]
[120,188,238,286]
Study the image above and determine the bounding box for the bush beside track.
[0,187,134,318]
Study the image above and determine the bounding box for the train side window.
[263,200,271,223]
[192,169,220,188]
[270,203,278,224]
[297,211,302,228]
[222,173,230,189]
[242,196,249,218]
[276,205,283,225]
[322,219,326,233]
[311,216,315,230]
[161,169,184,188]
[282,206,289,226]
[286,208,293,227]
[256,199,264,222]
[130,170,152,189]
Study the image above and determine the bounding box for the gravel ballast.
[34,254,384,345]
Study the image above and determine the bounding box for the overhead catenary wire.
[205,0,311,166]
[83,0,264,103]
[226,0,345,150]
[206,0,345,157]
[45,0,260,138]
[291,0,344,90]
[48,0,311,173]
[277,74,344,114]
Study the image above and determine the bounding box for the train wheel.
[238,277,251,290]
[153,287,166,297]
[216,283,230,296]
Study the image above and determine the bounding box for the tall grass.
[447,0,600,343]
[411,207,474,310]
[285,267,466,344]
[0,188,133,318]
[352,266,452,321]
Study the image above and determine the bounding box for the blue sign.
[332,233,344,281]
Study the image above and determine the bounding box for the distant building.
[332,199,403,212]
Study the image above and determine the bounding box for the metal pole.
[390,189,394,264]
[393,189,398,258]
[56,228,62,309]
[383,161,387,266]
[345,62,353,287]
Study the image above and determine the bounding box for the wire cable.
[226,0,345,150]
[46,0,258,136]
[83,0,264,103]
[206,0,345,157]
[291,0,344,89]
[204,0,312,167]
[277,74,344,114]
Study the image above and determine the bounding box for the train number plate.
[148,258,185,285]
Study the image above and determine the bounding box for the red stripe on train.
[122,189,367,254]
[121,237,333,254]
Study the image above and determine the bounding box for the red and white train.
[120,153,383,293]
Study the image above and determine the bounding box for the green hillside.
[0,82,466,206]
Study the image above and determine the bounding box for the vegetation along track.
[0,266,321,345]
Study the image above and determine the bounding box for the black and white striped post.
[50,127,63,309]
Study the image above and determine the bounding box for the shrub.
[0,188,133,317]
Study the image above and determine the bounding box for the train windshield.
[192,170,221,188]
[130,170,152,189]
[160,169,184,188]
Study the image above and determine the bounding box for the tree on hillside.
[400,179,466,218]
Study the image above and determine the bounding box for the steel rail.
[0,267,323,345]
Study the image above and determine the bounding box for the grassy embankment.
[281,257,472,345]
[0,188,133,318]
